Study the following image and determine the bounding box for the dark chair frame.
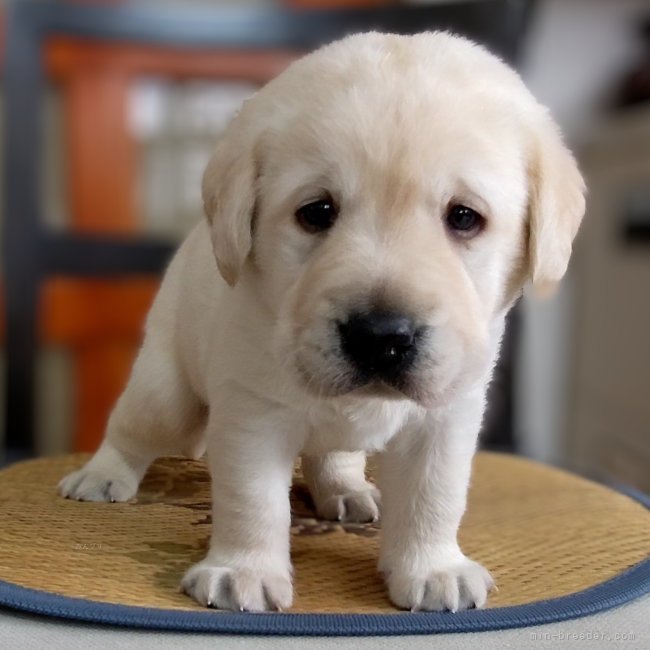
[3,0,533,457]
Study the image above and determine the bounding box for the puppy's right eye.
[295,198,338,234]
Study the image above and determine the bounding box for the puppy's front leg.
[379,400,494,612]
[182,394,302,612]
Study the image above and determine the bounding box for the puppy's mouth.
[295,354,428,404]
[347,378,414,401]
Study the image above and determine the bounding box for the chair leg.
[3,2,43,458]
[5,275,39,456]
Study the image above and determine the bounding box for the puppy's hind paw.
[317,486,381,523]
[58,468,137,503]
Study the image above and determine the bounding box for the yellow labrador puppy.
[59,32,585,612]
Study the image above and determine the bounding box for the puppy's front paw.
[386,555,494,612]
[317,485,381,523]
[58,467,137,502]
[181,561,293,612]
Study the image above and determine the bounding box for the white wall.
[523,0,648,143]
[516,0,650,464]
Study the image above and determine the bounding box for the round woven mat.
[0,452,648,618]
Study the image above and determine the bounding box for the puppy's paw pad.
[387,557,494,612]
[58,468,137,502]
[181,562,293,612]
[318,486,381,523]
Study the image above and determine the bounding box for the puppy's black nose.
[338,311,417,378]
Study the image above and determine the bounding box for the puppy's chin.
[294,360,441,408]
[354,379,446,409]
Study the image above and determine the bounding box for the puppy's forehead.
[263,32,534,136]
[251,33,535,222]
[260,35,530,175]
[264,86,526,217]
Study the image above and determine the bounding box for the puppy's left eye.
[295,197,338,234]
[446,204,485,238]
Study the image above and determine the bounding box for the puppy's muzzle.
[338,310,420,383]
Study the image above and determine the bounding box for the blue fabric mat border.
[0,559,648,636]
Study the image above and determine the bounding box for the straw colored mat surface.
[0,452,648,614]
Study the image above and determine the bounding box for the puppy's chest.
[302,401,412,455]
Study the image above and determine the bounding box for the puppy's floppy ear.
[202,115,257,287]
[527,114,586,296]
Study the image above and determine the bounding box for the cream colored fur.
[59,32,585,612]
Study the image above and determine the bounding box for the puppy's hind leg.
[59,333,205,502]
[302,451,381,523]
